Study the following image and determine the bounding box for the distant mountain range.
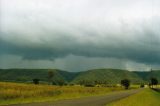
[0,69,159,84]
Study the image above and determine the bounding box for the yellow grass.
[0,82,124,105]
[106,88,160,106]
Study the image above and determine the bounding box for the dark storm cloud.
[0,23,160,64]
[0,37,63,60]
[0,0,160,70]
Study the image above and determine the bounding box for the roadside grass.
[130,84,140,88]
[0,82,126,105]
[106,88,160,106]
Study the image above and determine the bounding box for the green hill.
[0,69,77,83]
[0,69,159,84]
[72,69,144,84]
[133,70,160,82]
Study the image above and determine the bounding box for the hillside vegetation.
[72,69,144,84]
[134,70,160,83]
[0,69,160,84]
[0,69,77,83]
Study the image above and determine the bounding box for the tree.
[150,77,158,88]
[33,79,39,85]
[121,79,130,89]
[78,80,95,87]
[140,83,144,88]
[48,70,54,85]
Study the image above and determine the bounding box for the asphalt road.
[5,89,142,106]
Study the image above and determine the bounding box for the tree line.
[32,70,159,89]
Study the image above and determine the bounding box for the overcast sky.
[0,0,160,72]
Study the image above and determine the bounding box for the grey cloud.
[0,0,160,70]
[1,22,160,64]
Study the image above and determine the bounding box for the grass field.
[0,82,126,105]
[106,88,160,106]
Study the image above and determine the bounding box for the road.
[6,89,142,106]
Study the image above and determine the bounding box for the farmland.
[0,82,124,105]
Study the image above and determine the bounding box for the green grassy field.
[0,82,125,105]
[106,88,160,106]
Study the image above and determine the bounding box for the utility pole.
[149,68,153,88]
[150,68,153,78]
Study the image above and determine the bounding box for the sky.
[0,0,160,72]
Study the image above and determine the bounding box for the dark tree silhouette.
[150,78,158,88]
[140,83,144,88]
[48,70,54,84]
[33,79,39,85]
[78,80,95,87]
[121,79,130,89]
